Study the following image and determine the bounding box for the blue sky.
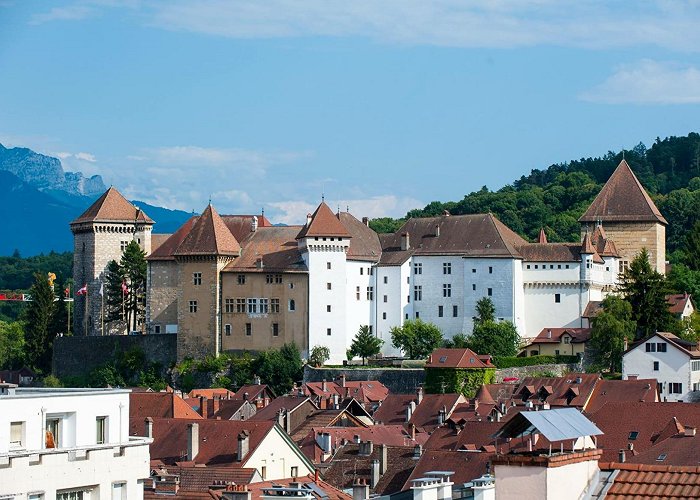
[1,1,700,223]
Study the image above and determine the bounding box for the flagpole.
[84,286,88,336]
[67,284,71,335]
[101,282,104,336]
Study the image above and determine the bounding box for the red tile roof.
[426,348,494,368]
[130,392,204,420]
[599,462,700,499]
[373,394,415,425]
[147,216,198,261]
[584,379,658,414]
[509,373,599,408]
[238,474,352,500]
[174,204,241,256]
[232,384,275,402]
[409,393,466,432]
[71,186,155,225]
[223,226,306,272]
[628,432,700,466]
[220,214,272,242]
[304,380,389,406]
[666,294,694,315]
[189,388,236,399]
[130,417,276,466]
[296,202,352,239]
[579,159,667,224]
[338,212,381,262]
[402,450,491,491]
[529,327,591,345]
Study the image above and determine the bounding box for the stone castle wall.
[581,221,665,273]
[147,260,179,333]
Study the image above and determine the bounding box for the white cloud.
[269,195,422,225]
[30,5,94,25]
[580,60,700,104]
[212,189,253,207]
[75,152,97,162]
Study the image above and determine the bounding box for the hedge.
[424,367,496,398]
[492,354,580,368]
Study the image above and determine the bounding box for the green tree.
[49,281,69,338]
[474,297,496,324]
[589,295,636,372]
[349,325,383,365]
[443,333,469,348]
[23,272,56,373]
[618,249,673,338]
[468,320,520,357]
[684,220,700,271]
[120,241,147,332]
[253,343,303,395]
[308,345,330,367]
[0,320,25,369]
[390,319,443,359]
[104,259,126,326]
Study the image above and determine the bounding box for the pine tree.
[49,280,69,337]
[23,273,56,373]
[104,259,126,327]
[474,297,496,325]
[589,295,636,372]
[684,220,700,271]
[618,248,673,339]
[120,241,147,332]
[349,325,383,365]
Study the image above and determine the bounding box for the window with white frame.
[192,272,202,286]
[10,421,25,449]
[236,298,246,313]
[414,263,422,275]
[225,298,235,313]
[260,298,269,314]
[271,298,280,313]
[414,285,422,301]
[96,416,107,445]
[443,262,451,274]
[189,300,197,313]
[443,284,451,298]
[247,298,258,314]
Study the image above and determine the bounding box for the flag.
[77,284,87,296]
[64,287,70,297]
[99,282,104,297]
[121,281,129,295]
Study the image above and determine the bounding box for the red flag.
[121,281,129,295]
[76,284,87,296]
[64,287,70,297]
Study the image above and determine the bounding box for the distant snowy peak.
[0,143,106,197]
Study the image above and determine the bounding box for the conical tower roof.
[296,201,352,239]
[174,204,240,256]
[579,160,667,224]
[538,228,548,244]
[71,186,154,225]
[581,232,596,254]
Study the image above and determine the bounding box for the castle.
[71,160,667,363]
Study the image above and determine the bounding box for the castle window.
[245,323,252,336]
[558,264,561,269]
[289,299,296,311]
[443,284,451,298]
[260,298,269,314]
[153,324,161,334]
[453,305,458,317]
[487,287,492,296]
[327,262,332,270]
[247,298,258,314]
[193,272,202,286]
[327,283,332,290]
[565,265,570,269]
[266,274,274,284]
[383,312,387,320]
[527,264,531,269]
[414,263,422,275]
[225,298,235,313]
[367,286,374,300]
[384,276,388,284]
[653,361,659,371]
[489,266,493,274]
[236,298,246,313]
[415,312,420,319]
[272,323,279,337]
[237,275,246,285]
[271,298,280,313]
[275,274,283,284]
[356,286,360,300]
[414,285,422,301]
[383,295,388,303]
[225,324,232,336]
[327,328,332,336]
[289,282,294,289]
[472,284,476,291]
[555,294,561,303]
[443,262,452,274]
[189,301,198,313]
[438,305,443,317]
[327,305,331,312]
[120,241,129,251]
[360,268,364,275]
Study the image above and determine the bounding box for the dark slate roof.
[71,186,154,225]
[379,213,528,265]
[338,212,382,262]
[223,226,307,273]
[296,202,352,239]
[579,160,667,224]
[174,204,241,256]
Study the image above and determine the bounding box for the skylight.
[439,356,447,363]
[656,454,667,461]
[628,431,639,440]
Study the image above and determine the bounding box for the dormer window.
[628,431,639,440]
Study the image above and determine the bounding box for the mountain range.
[0,144,191,256]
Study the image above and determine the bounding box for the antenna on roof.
[261,207,265,217]
[208,195,212,206]
[622,149,625,160]
[321,192,325,202]
[346,205,350,213]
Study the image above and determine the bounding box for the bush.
[492,354,579,368]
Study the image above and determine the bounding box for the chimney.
[199,396,208,418]
[187,423,199,462]
[435,225,440,237]
[339,374,346,387]
[254,375,261,385]
[413,444,423,459]
[144,417,153,439]
[251,215,258,232]
[370,459,380,488]
[322,379,327,392]
[317,432,331,453]
[409,423,416,440]
[353,479,369,500]
[243,392,249,401]
[406,401,416,423]
[277,409,285,428]
[333,393,339,409]
[221,484,252,500]
[685,426,697,437]
[627,443,634,451]
[618,449,626,463]
[437,406,446,426]
[237,430,250,462]
[353,434,361,444]
[416,385,424,405]
[306,213,312,226]
[212,396,221,416]
[359,440,374,456]
[547,329,552,339]
[401,233,410,251]
[379,444,388,475]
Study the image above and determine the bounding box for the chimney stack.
[306,213,312,226]
[221,484,252,500]
[437,406,447,426]
[200,395,208,418]
[359,440,374,456]
[379,444,388,475]
[362,217,369,227]
[416,385,424,405]
[401,233,410,251]
[238,430,250,462]
[187,423,199,462]
[339,374,346,387]
[406,401,416,423]
[370,459,380,488]
[251,215,258,232]
[353,479,369,500]
[322,379,327,392]
[618,449,626,463]
[413,444,423,459]
[435,225,440,237]
[144,417,153,439]
[254,375,261,385]
[409,423,416,440]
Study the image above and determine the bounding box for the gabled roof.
[598,462,700,499]
[338,212,381,262]
[130,417,276,466]
[147,216,198,261]
[666,294,694,315]
[373,394,416,425]
[627,431,700,466]
[510,373,599,408]
[529,327,591,345]
[222,226,307,272]
[232,384,276,402]
[579,160,667,224]
[188,388,236,399]
[584,379,658,414]
[409,393,466,432]
[71,186,154,225]
[425,348,494,369]
[174,204,241,256]
[296,202,352,239]
[626,332,700,359]
[130,392,204,420]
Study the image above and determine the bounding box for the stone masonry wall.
[52,334,177,379]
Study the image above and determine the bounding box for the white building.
[622,332,700,402]
[0,384,151,500]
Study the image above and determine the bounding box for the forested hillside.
[370,133,700,262]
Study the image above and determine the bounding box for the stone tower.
[70,187,154,335]
[579,160,667,273]
[174,203,240,361]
